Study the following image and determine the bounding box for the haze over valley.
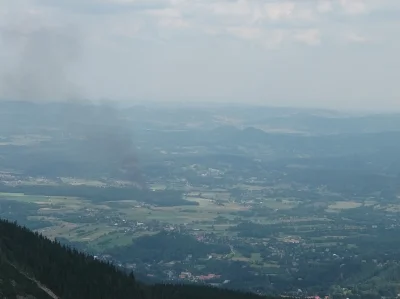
[1,1,400,298]
[2,101,400,298]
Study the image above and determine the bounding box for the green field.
[0,189,248,251]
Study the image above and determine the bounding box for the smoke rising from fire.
[0,23,144,186]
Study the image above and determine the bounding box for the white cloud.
[264,2,296,21]
[146,8,181,18]
[144,7,190,29]
[207,0,316,24]
[294,29,321,46]
[317,0,333,13]
[263,29,287,49]
[226,26,262,40]
[339,0,367,15]
[210,0,250,17]
[0,0,399,109]
[14,0,397,47]
[345,32,370,43]
[158,17,189,29]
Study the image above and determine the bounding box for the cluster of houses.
[179,271,221,281]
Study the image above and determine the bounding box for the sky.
[0,0,399,111]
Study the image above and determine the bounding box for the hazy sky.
[0,0,399,110]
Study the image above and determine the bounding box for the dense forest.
[0,218,276,299]
[109,231,230,263]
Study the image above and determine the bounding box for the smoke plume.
[0,23,145,187]
[61,103,146,188]
[0,25,82,102]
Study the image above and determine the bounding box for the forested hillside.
[0,218,274,299]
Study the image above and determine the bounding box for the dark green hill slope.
[0,219,276,299]
[0,259,55,299]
